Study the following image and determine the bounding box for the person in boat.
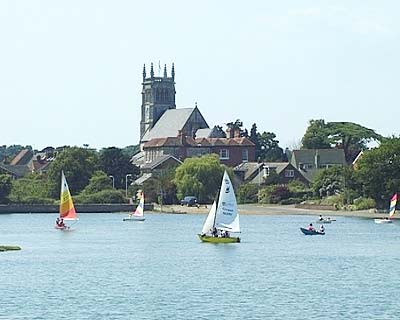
[308,223,315,231]
[55,217,61,227]
[212,228,218,237]
[319,215,323,221]
[319,224,325,233]
[59,218,65,228]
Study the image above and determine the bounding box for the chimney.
[315,150,320,169]
[234,129,241,138]
[178,130,186,145]
[226,127,234,138]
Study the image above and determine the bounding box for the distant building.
[290,149,347,183]
[0,148,54,178]
[234,161,309,186]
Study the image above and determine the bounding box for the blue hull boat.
[300,227,325,235]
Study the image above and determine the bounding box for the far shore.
[153,203,391,219]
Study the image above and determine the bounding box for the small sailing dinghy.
[198,171,240,243]
[375,193,397,224]
[123,192,145,221]
[55,171,78,230]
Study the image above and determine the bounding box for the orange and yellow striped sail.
[59,171,78,221]
[389,193,397,218]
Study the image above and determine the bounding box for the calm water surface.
[1,212,400,319]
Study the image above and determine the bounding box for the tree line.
[1,119,397,210]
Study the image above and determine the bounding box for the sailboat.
[55,171,79,230]
[375,193,397,224]
[123,192,145,221]
[198,171,240,243]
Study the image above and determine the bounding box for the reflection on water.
[1,213,400,319]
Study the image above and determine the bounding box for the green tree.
[0,174,12,204]
[356,137,400,207]
[9,173,52,204]
[301,119,331,149]
[312,166,345,197]
[80,171,113,195]
[258,132,284,161]
[122,145,140,158]
[99,147,139,189]
[326,122,382,163]
[237,183,258,204]
[302,119,382,163]
[174,154,225,202]
[46,147,100,198]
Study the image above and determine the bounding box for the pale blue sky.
[1,1,399,150]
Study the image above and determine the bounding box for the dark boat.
[300,227,325,235]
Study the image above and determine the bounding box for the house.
[290,149,347,183]
[133,154,182,185]
[142,131,255,167]
[0,148,54,179]
[0,164,30,179]
[234,161,309,186]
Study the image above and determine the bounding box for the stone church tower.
[140,63,176,140]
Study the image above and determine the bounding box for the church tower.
[140,63,176,141]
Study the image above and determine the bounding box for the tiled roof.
[0,164,31,178]
[10,149,33,166]
[195,137,255,147]
[234,162,290,183]
[141,154,182,170]
[133,173,152,185]
[291,149,346,166]
[141,108,201,142]
[143,137,196,148]
[144,136,255,148]
[195,128,212,138]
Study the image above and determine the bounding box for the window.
[219,149,229,160]
[285,170,295,178]
[242,149,248,162]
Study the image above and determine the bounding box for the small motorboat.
[300,227,325,235]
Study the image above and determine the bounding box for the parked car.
[180,196,198,207]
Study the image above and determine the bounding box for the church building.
[132,63,255,175]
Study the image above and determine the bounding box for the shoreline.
[154,203,389,219]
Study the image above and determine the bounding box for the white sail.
[215,171,240,233]
[201,201,217,235]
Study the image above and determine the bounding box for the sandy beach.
[154,203,388,219]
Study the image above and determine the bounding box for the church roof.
[141,108,196,142]
[195,128,212,138]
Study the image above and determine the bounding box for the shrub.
[259,185,290,204]
[17,196,55,205]
[75,189,125,204]
[353,197,376,210]
[238,184,259,204]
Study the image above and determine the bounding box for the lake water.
[1,212,400,319]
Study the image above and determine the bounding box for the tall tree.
[356,137,400,207]
[327,122,382,163]
[301,119,331,149]
[0,174,12,204]
[99,147,139,189]
[302,119,382,163]
[258,132,284,162]
[174,154,225,202]
[46,147,100,198]
[249,123,260,158]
